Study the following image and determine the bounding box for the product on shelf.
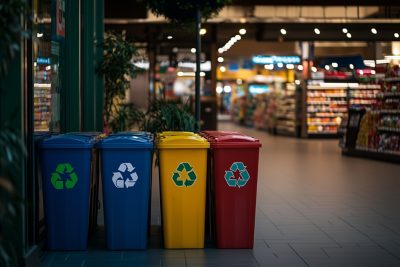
[306,83,348,135]
[350,64,400,157]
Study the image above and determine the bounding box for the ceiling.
[104,1,400,58]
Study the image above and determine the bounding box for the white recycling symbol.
[112,163,139,189]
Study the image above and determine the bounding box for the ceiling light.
[371,70,376,75]
[264,64,274,70]
[295,80,301,85]
[311,66,317,72]
[349,64,354,69]
[36,32,43,38]
[297,65,303,71]
[342,28,348,34]
[239,28,246,35]
[218,48,224,54]
[235,35,241,40]
[191,48,196,53]
[200,28,207,35]
[280,28,287,35]
[395,33,399,38]
[371,28,377,34]
[314,28,320,35]
[332,62,338,68]
[346,33,352,38]
[200,72,205,77]
[325,65,330,70]
[240,18,247,23]
[277,62,284,68]
[167,35,173,40]
[286,64,294,69]
[217,57,224,63]
[220,66,226,72]
[359,70,364,75]
[216,86,223,94]
[177,71,184,76]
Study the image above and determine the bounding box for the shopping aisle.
[42,122,400,267]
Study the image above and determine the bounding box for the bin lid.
[97,135,153,149]
[111,131,153,140]
[65,131,101,137]
[157,133,209,149]
[208,134,261,148]
[158,131,197,137]
[39,134,96,149]
[199,130,241,139]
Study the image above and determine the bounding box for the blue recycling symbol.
[224,162,250,188]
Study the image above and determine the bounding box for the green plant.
[144,0,231,23]
[142,98,198,134]
[97,32,143,132]
[0,1,30,265]
[0,126,26,267]
[109,103,145,133]
[0,0,30,76]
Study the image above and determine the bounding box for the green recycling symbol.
[224,162,250,188]
[51,163,78,190]
[172,162,197,187]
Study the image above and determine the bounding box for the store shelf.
[308,101,347,105]
[307,94,347,97]
[381,77,400,82]
[377,92,400,98]
[343,147,400,163]
[377,126,400,133]
[376,109,400,114]
[308,122,339,126]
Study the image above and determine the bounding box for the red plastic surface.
[213,146,260,248]
[201,131,261,248]
[208,134,261,149]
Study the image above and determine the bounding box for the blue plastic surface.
[40,134,95,250]
[97,134,153,249]
[97,135,153,149]
[39,134,95,149]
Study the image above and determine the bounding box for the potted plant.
[97,32,144,133]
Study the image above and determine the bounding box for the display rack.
[34,82,51,131]
[342,66,400,162]
[306,83,348,137]
[276,84,298,136]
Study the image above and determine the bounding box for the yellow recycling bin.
[157,132,210,248]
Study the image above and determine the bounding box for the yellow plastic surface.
[157,132,209,149]
[158,134,209,248]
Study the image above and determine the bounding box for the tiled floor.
[42,121,400,267]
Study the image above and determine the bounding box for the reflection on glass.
[33,0,63,132]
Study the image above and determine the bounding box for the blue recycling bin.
[65,132,102,234]
[34,132,51,243]
[39,134,97,250]
[97,133,153,250]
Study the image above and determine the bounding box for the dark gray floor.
[42,121,400,267]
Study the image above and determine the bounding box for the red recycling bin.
[202,132,261,248]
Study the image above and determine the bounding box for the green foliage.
[144,0,232,23]
[109,103,145,133]
[0,0,30,76]
[0,126,26,267]
[97,32,143,132]
[142,98,198,134]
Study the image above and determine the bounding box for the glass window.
[33,0,64,132]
